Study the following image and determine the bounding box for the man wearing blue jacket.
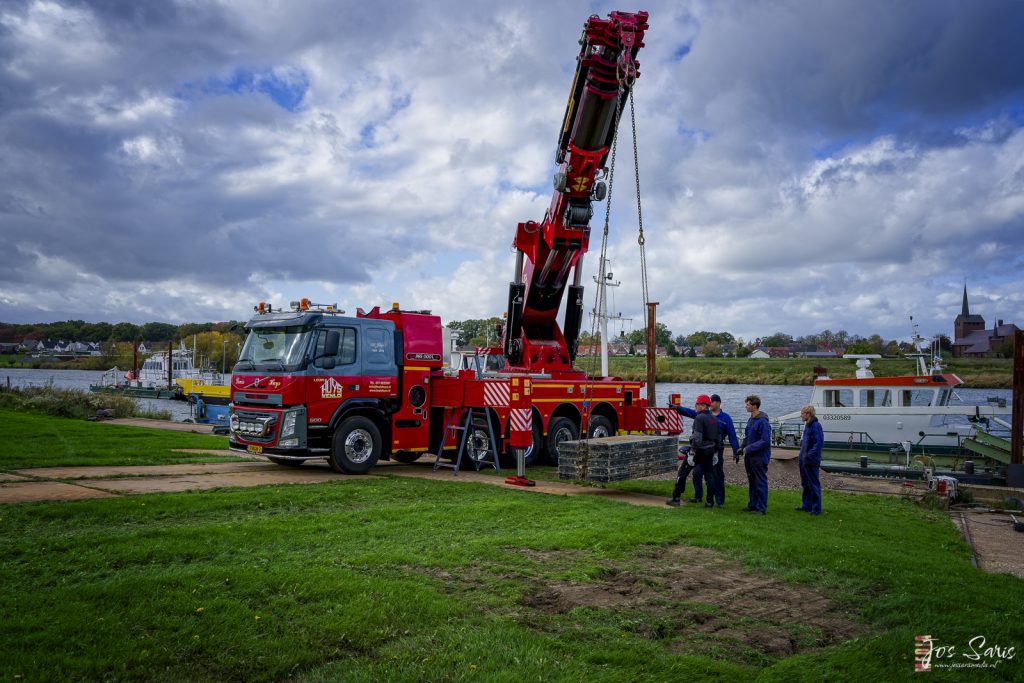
[739,394,771,514]
[709,394,739,507]
[666,394,721,507]
[797,404,824,515]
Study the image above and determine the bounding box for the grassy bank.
[0,409,231,468]
[596,356,1014,388]
[1,414,1022,681]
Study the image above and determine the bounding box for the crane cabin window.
[823,389,853,407]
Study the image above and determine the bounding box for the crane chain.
[630,90,650,333]
[579,77,627,464]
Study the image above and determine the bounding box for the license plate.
[247,445,263,454]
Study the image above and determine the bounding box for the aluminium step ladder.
[433,407,501,474]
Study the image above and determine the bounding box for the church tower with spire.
[953,283,985,345]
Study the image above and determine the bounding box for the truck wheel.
[330,416,381,474]
[267,456,303,468]
[587,415,614,439]
[392,451,421,464]
[545,417,579,466]
[462,416,499,468]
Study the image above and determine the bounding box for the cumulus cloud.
[0,0,1022,346]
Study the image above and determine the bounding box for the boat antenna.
[908,316,929,376]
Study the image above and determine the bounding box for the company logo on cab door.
[320,377,344,399]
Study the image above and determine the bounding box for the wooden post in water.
[646,302,658,407]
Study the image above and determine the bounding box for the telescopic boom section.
[504,10,647,376]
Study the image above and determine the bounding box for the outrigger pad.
[505,475,536,487]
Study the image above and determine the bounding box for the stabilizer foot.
[505,475,536,487]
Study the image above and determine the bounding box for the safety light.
[300,298,310,311]
[257,302,266,314]
[392,302,400,310]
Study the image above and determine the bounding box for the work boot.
[704,502,715,509]
[688,498,702,503]
[665,498,680,507]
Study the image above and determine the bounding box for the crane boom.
[503,10,647,376]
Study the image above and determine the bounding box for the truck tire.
[267,456,303,468]
[587,415,614,439]
[329,416,381,474]
[545,416,579,466]
[392,451,421,464]
[462,416,499,469]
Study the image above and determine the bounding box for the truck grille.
[232,409,278,444]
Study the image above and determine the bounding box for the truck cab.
[229,302,426,473]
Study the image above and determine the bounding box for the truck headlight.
[230,414,239,432]
[279,438,299,448]
[280,410,299,438]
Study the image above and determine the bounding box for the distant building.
[952,285,1018,358]
[748,349,770,359]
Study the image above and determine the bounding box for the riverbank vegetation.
[594,356,1014,388]
[0,385,171,421]
[2,414,1022,680]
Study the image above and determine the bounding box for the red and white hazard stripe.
[482,381,511,407]
[509,407,532,432]
[644,408,683,432]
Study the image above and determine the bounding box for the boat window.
[824,389,853,407]
[900,389,935,407]
[937,389,951,406]
[859,389,892,407]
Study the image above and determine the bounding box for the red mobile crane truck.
[228,10,683,473]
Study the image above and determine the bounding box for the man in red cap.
[666,394,722,508]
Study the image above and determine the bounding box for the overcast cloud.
[1,0,1022,343]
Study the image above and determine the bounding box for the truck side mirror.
[315,330,340,368]
[324,330,340,357]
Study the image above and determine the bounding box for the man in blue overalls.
[739,394,771,514]
[797,404,824,515]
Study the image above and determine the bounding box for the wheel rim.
[468,428,491,463]
[590,424,610,438]
[553,426,574,446]
[344,428,374,464]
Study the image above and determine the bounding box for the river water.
[2,368,1012,425]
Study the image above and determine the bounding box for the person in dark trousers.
[738,394,771,514]
[666,445,698,506]
[709,394,739,507]
[667,403,701,504]
[797,405,824,515]
[667,394,721,508]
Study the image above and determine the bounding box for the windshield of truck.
[235,326,312,371]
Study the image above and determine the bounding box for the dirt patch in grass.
[512,544,866,664]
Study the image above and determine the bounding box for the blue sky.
[1,0,1023,344]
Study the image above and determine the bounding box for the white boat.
[772,320,1010,459]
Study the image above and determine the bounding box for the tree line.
[0,320,245,344]
[445,319,959,358]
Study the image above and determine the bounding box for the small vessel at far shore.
[90,343,229,401]
[771,318,1012,477]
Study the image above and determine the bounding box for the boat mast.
[591,256,629,377]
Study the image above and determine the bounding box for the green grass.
[0,409,232,469]
[1,413,1022,681]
